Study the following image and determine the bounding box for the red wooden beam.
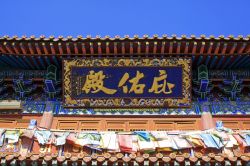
[106,42,110,54]
[4,42,14,54]
[121,43,125,54]
[153,42,157,54]
[207,42,213,54]
[229,43,237,54]
[0,44,7,53]
[98,42,102,54]
[129,42,133,54]
[199,42,205,54]
[137,42,141,54]
[169,42,173,54]
[35,43,42,55]
[221,43,228,54]
[12,43,20,54]
[28,43,35,55]
[66,43,72,54]
[58,43,64,55]
[89,42,94,54]
[184,42,189,53]
[50,43,56,55]
[176,42,181,53]
[192,42,197,54]
[73,43,79,54]
[145,42,149,54]
[160,41,165,54]
[81,43,86,55]
[42,43,49,55]
[20,43,27,54]
[238,43,246,54]
[113,42,118,54]
[214,42,220,54]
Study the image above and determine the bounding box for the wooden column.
[201,112,215,130]
[39,111,53,129]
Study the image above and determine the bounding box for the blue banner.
[63,58,191,108]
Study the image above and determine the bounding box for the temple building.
[0,34,250,165]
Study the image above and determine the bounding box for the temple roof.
[0,34,249,70]
[1,34,250,55]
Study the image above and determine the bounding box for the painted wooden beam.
[28,43,35,55]
[106,42,110,54]
[207,42,213,54]
[121,42,126,54]
[98,42,102,54]
[221,43,228,54]
[184,42,189,53]
[50,43,56,55]
[169,42,173,54]
[73,43,79,54]
[113,42,118,54]
[130,42,134,54]
[20,43,27,54]
[199,42,206,54]
[176,42,181,53]
[58,43,64,55]
[238,43,247,54]
[4,42,15,54]
[229,43,237,54]
[81,43,86,55]
[192,42,197,54]
[145,42,149,54]
[0,44,7,53]
[42,43,49,55]
[66,43,72,55]
[89,42,94,54]
[35,43,42,55]
[11,43,19,54]
[153,42,157,54]
[137,42,141,54]
[214,42,221,54]
[160,41,165,54]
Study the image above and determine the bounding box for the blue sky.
[1,0,249,37]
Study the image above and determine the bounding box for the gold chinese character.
[148,70,175,94]
[82,70,117,94]
[118,71,145,94]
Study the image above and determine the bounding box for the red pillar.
[201,112,215,130]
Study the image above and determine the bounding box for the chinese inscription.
[63,58,191,108]
[82,70,175,95]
